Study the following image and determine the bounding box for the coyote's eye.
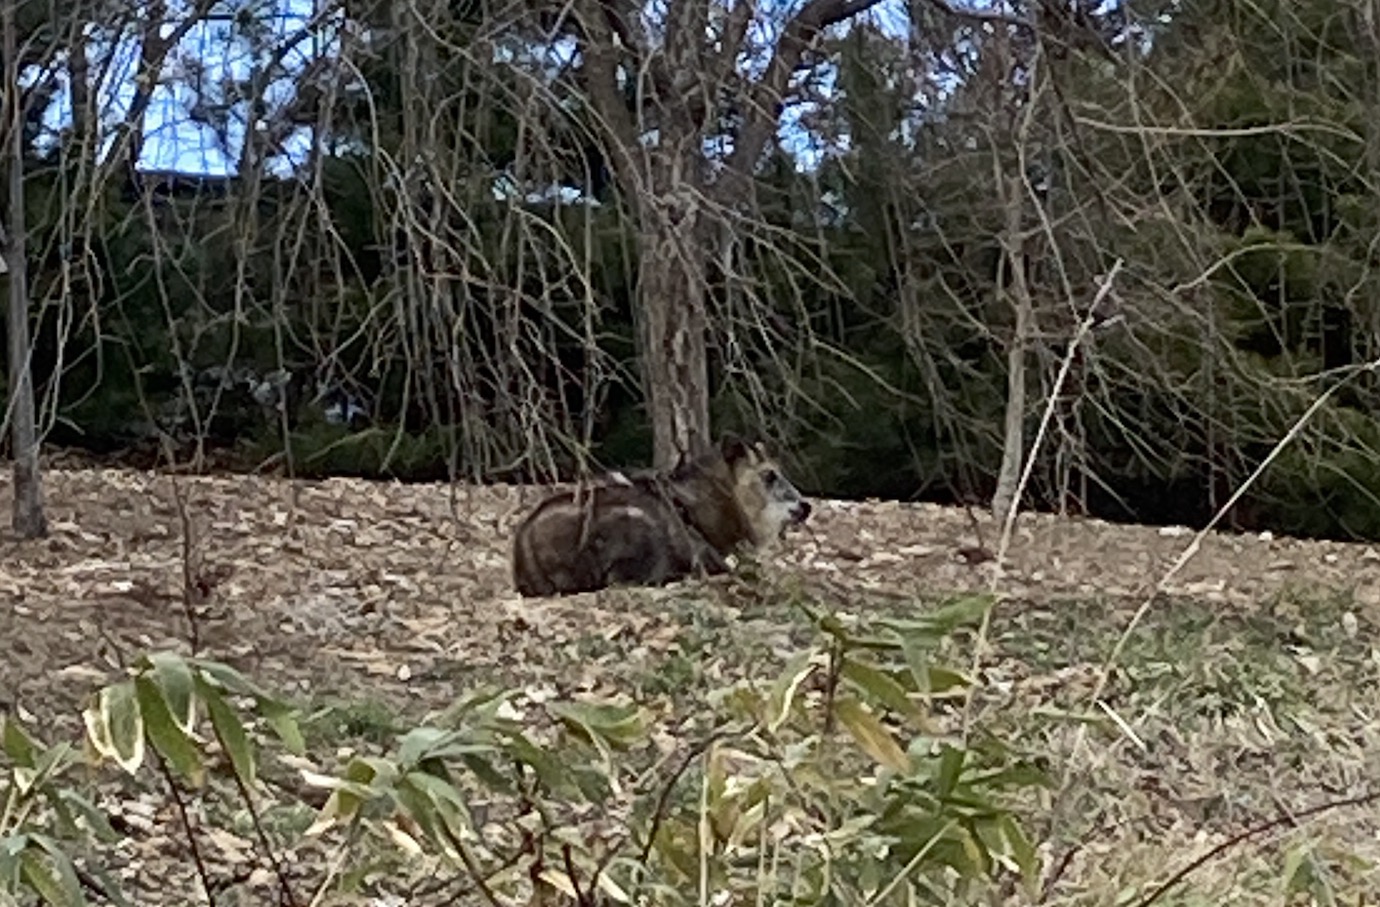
[762,469,779,486]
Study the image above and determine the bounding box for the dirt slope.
[4,465,1380,903]
[3,464,1378,711]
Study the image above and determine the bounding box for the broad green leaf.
[547,701,645,749]
[2,717,37,767]
[261,703,305,756]
[404,770,471,820]
[834,698,909,772]
[882,816,975,877]
[839,656,929,725]
[343,755,397,788]
[413,756,456,786]
[935,745,966,798]
[960,825,991,875]
[649,818,699,881]
[56,791,121,843]
[21,834,87,907]
[899,635,931,694]
[398,728,495,767]
[20,850,75,906]
[458,753,510,792]
[923,665,974,696]
[134,677,204,786]
[1282,842,1318,895]
[767,649,818,732]
[191,659,270,699]
[83,681,144,775]
[392,776,460,860]
[1000,815,1039,890]
[199,680,255,788]
[419,787,479,854]
[1,834,27,884]
[881,595,996,639]
[895,635,976,699]
[31,741,75,790]
[143,653,198,734]
[973,817,1007,867]
[433,687,512,726]
[398,727,450,766]
[502,732,573,795]
[41,781,84,840]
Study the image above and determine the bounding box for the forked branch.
[720,0,888,197]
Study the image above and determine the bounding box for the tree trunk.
[1365,0,1380,365]
[637,197,712,470]
[575,0,886,469]
[992,173,1032,521]
[3,0,47,538]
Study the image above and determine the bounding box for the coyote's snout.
[511,435,811,597]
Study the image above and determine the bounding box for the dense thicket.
[4,0,1380,540]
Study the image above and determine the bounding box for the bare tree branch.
[719,0,887,198]
[110,0,222,183]
[576,0,642,183]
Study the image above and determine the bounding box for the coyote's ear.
[719,433,750,465]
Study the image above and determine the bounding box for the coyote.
[511,435,811,596]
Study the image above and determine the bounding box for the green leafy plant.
[82,652,305,787]
[1,713,127,906]
[4,594,1045,905]
[76,652,306,904]
[299,593,1047,905]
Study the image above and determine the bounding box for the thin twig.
[157,752,217,906]
[1091,355,1380,708]
[636,726,745,865]
[1130,791,1379,907]
[212,724,300,907]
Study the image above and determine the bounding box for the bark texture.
[637,204,712,469]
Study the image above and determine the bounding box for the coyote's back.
[511,483,708,596]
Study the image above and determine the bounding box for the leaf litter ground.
[3,463,1380,903]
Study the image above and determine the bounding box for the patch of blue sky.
[28,0,1093,183]
[31,0,331,177]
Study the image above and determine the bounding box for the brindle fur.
[511,435,811,596]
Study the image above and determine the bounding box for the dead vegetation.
[3,463,1380,903]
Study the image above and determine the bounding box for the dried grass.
[2,464,1379,902]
